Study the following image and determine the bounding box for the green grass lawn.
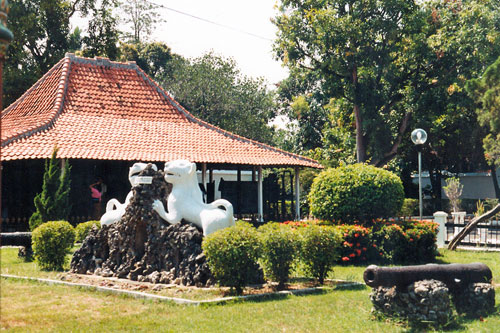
[1,247,500,332]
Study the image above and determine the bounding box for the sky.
[148,0,289,86]
[71,0,289,86]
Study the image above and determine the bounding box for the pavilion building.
[1,54,322,230]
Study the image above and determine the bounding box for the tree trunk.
[448,204,500,250]
[354,103,366,163]
[491,167,500,199]
[352,65,366,163]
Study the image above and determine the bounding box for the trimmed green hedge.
[298,225,342,284]
[32,221,75,271]
[258,223,299,288]
[202,221,262,294]
[309,164,405,224]
[75,220,100,243]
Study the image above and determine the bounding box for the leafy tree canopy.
[120,0,164,44]
[467,56,500,167]
[273,0,500,170]
[4,0,120,107]
[163,52,277,144]
[119,41,175,80]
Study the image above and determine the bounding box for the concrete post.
[433,211,448,248]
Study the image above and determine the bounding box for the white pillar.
[60,158,67,176]
[258,166,263,222]
[295,167,300,221]
[433,211,448,248]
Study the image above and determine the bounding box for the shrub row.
[202,221,342,294]
[203,219,438,293]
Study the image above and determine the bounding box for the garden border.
[1,274,364,306]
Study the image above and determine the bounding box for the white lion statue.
[100,163,157,226]
[152,160,235,236]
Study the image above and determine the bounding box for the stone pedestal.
[370,279,496,324]
[370,279,454,325]
[453,282,496,317]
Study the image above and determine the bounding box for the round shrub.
[32,221,75,271]
[309,164,404,224]
[259,223,299,289]
[299,225,342,284]
[75,220,101,243]
[202,221,262,294]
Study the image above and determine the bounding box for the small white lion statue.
[152,160,235,236]
[100,163,158,226]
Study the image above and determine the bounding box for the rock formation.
[70,164,213,286]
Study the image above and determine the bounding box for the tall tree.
[80,0,120,60]
[119,41,174,80]
[4,0,120,107]
[4,0,71,106]
[163,52,277,144]
[467,56,500,168]
[467,56,500,198]
[273,0,500,168]
[121,0,164,44]
[274,0,427,164]
[29,148,72,231]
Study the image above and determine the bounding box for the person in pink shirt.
[90,179,103,219]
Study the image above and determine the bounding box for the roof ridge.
[133,65,321,166]
[1,56,72,148]
[66,53,138,70]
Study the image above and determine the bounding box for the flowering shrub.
[336,224,380,264]
[281,220,310,229]
[373,220,438,264]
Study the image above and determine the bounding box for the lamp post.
[0,0,13,228]
[411,128,427,220]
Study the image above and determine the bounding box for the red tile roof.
[1,54,322,168]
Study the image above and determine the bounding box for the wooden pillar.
[258,166,263,222]
[295,167,300,221]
